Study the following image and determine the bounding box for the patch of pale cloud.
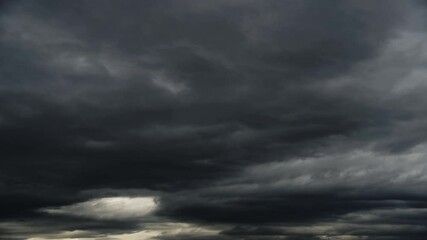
[42,197,157,220]
[151,72,189,95]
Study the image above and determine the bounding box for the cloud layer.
[1,0,427,239]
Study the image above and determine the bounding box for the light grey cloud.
[42,196,158,220]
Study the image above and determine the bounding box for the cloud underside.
[1,0,427,239]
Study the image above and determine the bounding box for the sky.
[1,0,427,239]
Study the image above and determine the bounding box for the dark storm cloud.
[1,0,427,239]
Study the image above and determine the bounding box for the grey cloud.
[2,0,427,240]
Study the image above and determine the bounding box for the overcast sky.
[1,1,427,239]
